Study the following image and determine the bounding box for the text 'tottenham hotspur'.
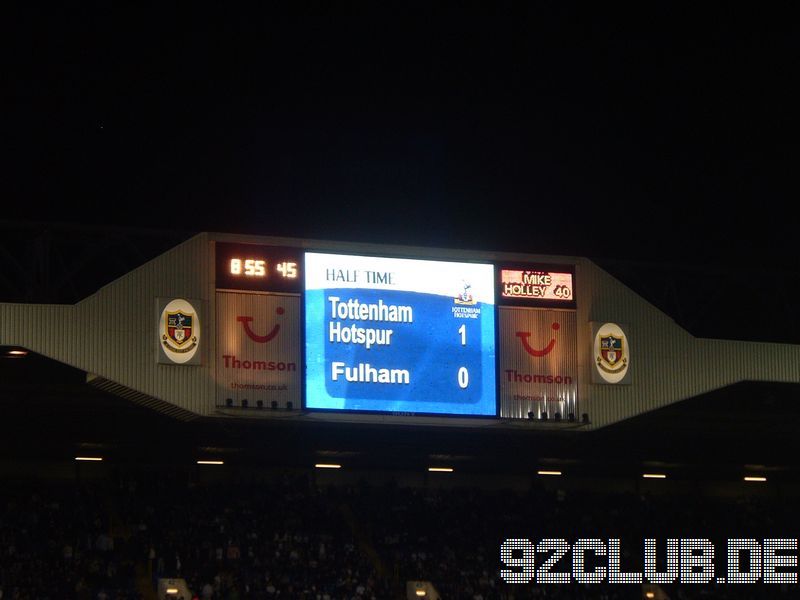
[327,296,412,351]
[328,296,413,384]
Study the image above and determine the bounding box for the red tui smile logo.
[516,323,560,357]
[237,307,285,343]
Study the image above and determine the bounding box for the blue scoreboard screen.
[304,252,497,415]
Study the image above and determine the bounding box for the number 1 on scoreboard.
[458,324,469,389]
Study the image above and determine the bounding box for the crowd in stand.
[2,470,799,599]
[121,473,391,599]
[0,483,139,600]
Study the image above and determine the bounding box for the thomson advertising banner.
[215,291,301,407]
[305,252,496,415]
[499,307,578,419]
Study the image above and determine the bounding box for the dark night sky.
[5,4,799,267]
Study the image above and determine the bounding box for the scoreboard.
[304,252,496,416]
[214,241,579,419]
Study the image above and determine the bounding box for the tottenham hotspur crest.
[158,298,201,364]
[593,322,630,384]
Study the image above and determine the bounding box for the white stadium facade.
[2,227,800,487]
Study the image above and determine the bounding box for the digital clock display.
[215,243,302,293]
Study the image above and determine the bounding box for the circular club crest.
[160,298,200,364]
[593,322,629,384]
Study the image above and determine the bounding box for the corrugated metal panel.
[87,375,198,421]
[73,234,214,415]
[0,234,216,417]
[577,258,800,429]
[577,258,691,428]
[499,308,578,420]
[0,304,76,353]
[4,237,800,428]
